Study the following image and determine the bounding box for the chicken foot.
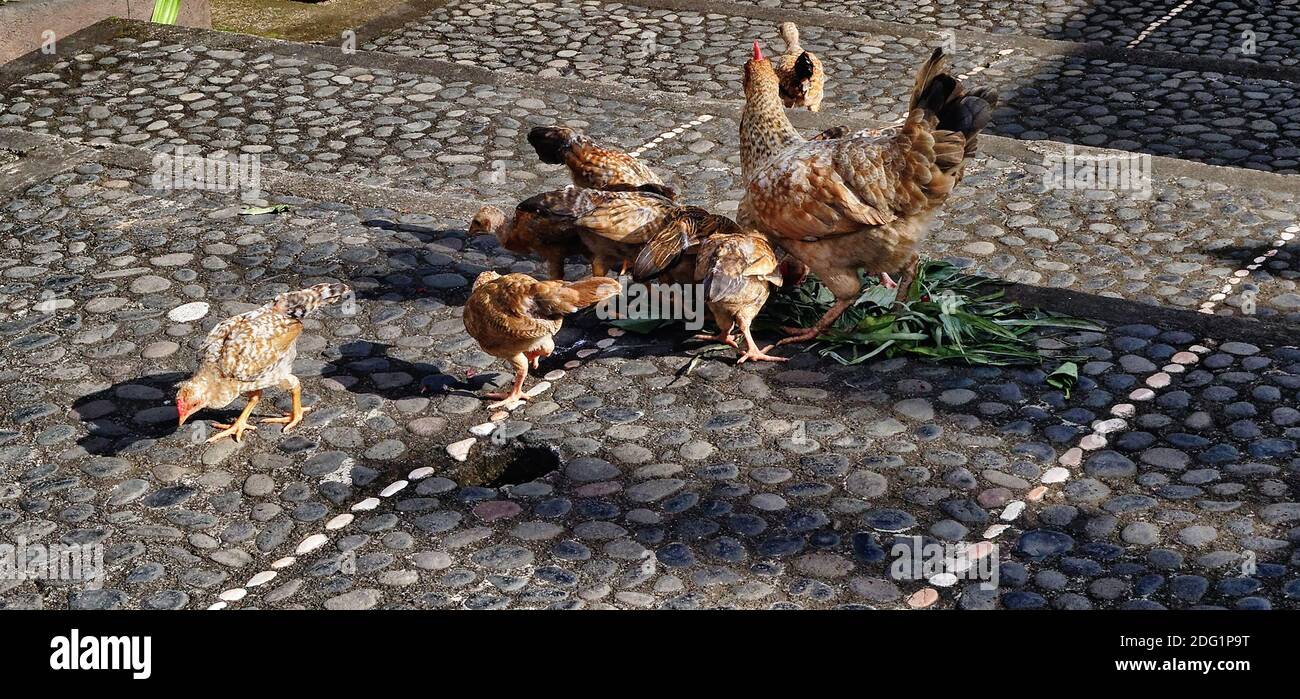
[485,355,530,409]
[891,254,921,307]
[736,318,787,363]
[208,390,261,443]
[261,377,309,433]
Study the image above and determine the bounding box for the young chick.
[176,283,350,443]
[463,272,621,409]
[527,126,676,199]
[694,230,787,363]
[469,198,593,281]
[774,22,825,112]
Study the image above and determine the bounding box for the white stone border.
[1127,0,1198,48]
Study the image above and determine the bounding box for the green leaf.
[756,260,1097,368]
[1046,361,1080,398]
[239,204,292,216]
[151,0,181,24]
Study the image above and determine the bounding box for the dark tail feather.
[909,47,999,156]
[603,182,678,200]
[705,269,745,303]
[632,221,693,281]
[527,126,577,165]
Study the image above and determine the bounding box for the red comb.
[753,41,763,61]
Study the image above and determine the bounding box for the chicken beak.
[753,41,763,61]
[177,400,193,427]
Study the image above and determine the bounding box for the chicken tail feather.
[527,126,578,165]
[533,276,622,317]
[273,283,351,319]
[632,220,694,281]
[779,22,801,53]
[908,47,999,156]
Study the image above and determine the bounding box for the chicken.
[739,43,996,345]
[694,229,789,363]
[463,272,621,408]
[176,283,350,443]
[469,197,592,281]
[477,186,706,283]
[773,23,825,112]
[527,126,676,199]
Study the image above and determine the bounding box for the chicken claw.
[737,344,787,363]
[777,326,823,346]
[691,331,739,348]
[737,322,786,363]
[260,383,309,433]
[208,420,257,444]
[260,407,309,433]
[485,391,529,410]
[206,391,261,443]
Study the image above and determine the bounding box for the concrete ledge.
[0,0,212,65]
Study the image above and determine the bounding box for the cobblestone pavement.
[2,154,1299,610]
[365,0,1300,172]
[735,0,1300,66]
[1,10,1299,611]
[0,32,680,206]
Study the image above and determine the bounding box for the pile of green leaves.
[755,260,1101,368]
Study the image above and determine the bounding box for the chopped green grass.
[756,260,1102,366]
[613,260,1103,369]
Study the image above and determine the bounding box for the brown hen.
[176,283,350,443]
[773,23,825,112]
[477,187,707,283]
[739,43,996,345]
[528,126,676,199]
[694,229,788,363]
[463,272,621,409]
[469,197,593,281]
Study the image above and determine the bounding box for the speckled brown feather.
[187,283,349,408]
[463,272,620,360]
[527,126,674,198]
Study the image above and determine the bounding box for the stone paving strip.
[365,0,1300,172]
[3,143,1297,610]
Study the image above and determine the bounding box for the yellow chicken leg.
[208,391,261,443]
[485,355,530,409]
[261,378,309,433]
[736,317,787,363]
